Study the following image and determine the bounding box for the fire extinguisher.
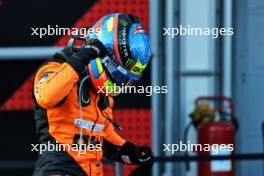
[184,96,238,176]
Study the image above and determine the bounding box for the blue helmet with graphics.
[87,13,151,94]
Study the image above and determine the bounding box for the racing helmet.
[87,13,151,95]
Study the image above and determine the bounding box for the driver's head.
[87,13,151,95]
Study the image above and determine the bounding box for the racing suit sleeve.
[104,122,126,146]
[103,98,126,147]
[34,61,79,109]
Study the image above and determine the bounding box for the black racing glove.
[76,38,106,64]
[66,39,106,75]
[118,142,154,165]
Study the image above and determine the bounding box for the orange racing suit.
[33,58,126,176]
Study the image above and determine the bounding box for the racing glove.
[118,142,154,165]
[66,39,106,75]
[76,38,106,64]
[103,140,154,165]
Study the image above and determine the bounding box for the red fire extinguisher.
[198,121,235,176]
[184,96,238,176]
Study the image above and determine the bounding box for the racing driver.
[33,13,153,176]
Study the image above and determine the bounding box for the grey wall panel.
[234,0,264,175]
